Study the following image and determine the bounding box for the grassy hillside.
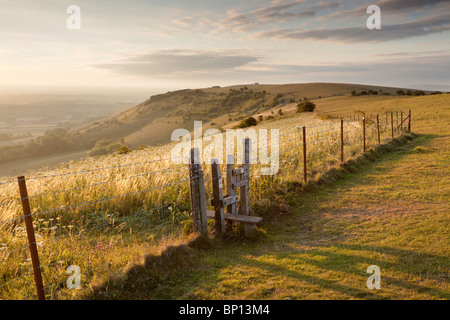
[0,83,436,177]
[74,83,424,149]
[0,88,447,300]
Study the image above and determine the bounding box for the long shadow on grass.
[238,244,449,300]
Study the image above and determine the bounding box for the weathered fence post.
[400,111,403,134]
[226,154,237,231]
[189,148,208,236]
[408,110,411,132]
[377,114,381,144]
[340,119,344,163]
[302,126,307,183]
[18,176,45,300]
[198,169,208,236]
[363,117,366,152]
[239,139,251,235]
[211,159,225,236]
[391,112,394,139]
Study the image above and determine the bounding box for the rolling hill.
[0,82,438,177]
[73,83,423,148]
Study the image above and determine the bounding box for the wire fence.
[0,110,411,300]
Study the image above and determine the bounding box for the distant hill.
[73,82,423,148]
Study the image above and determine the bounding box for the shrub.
[89,139,129,157]
[117,146,132,155]
[235,117,257,128]
[296,99,316,113]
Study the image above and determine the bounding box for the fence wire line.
[1,165,188,208]
[31,176,192,219]
[0,175,195,225]
[0,199,17,208]
[0,179,16,186]
[22,165,187,201]
[20,154,190,183]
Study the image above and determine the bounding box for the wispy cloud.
[93,50,260,76]
[253,13,450,43]
[216,10,259,33]
[169,0,449,44]
[92,47,450,90]
[249,0,313,23]
[318,0,450,21]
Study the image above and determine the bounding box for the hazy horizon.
[1,0,449,92]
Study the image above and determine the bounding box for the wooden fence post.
[18,176,45,300]
[408,110,411,132]
[302,126,307,183]
[226,154,237,231]
[189,148,201,233]
[340,119,344,163]
[363,117,366,152]
[189,148,208,236]
[211,159,225,236]
[198,169,208,236]
[400,111,403,134]
[239,138,250,217]
[377,114,381,144]
[391,112,394,139]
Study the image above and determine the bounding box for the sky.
[1,0,449,92]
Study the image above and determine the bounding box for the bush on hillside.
[235,117,257,129]
[296,99,316,113]
[89,139,130,157]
